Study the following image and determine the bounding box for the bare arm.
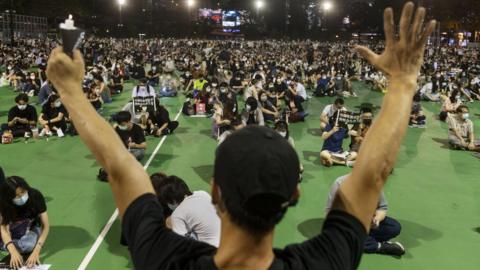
[47,48,153,218]
[332,3,436,230]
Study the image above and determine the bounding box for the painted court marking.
[78,108,183,270]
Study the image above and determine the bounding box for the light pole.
[117,0,126,27]
[186,0,195,21]
[255,0,265,21]
[321,1,333,31]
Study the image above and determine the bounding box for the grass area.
[0,82,479,269]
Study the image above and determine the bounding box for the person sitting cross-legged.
[113,111,147,161]
[446,105,480,152]
[1,94,38,138]
[325,174,405,256]
[320,113,351,167]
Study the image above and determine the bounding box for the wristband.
[5,241,14,249]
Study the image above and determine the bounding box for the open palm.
[355,2,436,88]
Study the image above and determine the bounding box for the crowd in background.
[0,35,479,267]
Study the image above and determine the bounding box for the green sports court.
[1,80,479,269]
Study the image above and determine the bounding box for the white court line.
[78,107,183,270]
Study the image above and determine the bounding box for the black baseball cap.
[214,126,300,215]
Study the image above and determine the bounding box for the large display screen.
[198,8,249,34]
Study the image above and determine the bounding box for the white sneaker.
[57,128,65,138]
[346,160,355,168]
[46,130,53,137]
[39,129,46,137]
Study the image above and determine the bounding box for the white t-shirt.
[322,104,347,118]
[171,191,221,247]
[296,83,307,100]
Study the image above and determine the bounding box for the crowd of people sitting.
[0,27,479,267]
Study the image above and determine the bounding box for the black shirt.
[123,194,366,270]
[115,124,146,148]
[8,105,38,127]
[15,188,47,228]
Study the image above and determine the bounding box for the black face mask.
[363,119,372,126]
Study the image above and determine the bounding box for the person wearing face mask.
[114,111,147,161]
[38,94,66,138]
[439,88,462,121]
[320,112,350,167]
[155,176,221,247]
[348,108,374,167]
[258,91,279,122]
[23,72,41,97]
[447,105,480,152]
[0,176,50,269]
[315,72,331,97]
[1,94,37,138]
[146,66,161,87]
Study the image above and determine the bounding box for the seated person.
[155,176,221,247]
[241,97,264,126]
[114,111,147,161]
[320,114,350,167]
[108,70,124,94]
[348,108,374,167]
[212,101,235,139]
[0,176,50,269]
[409,94,426,127]
[258,91,279,122]
[439,89,462,122]
[447,105,480,152]
[146,66,160,86]
[274,120,304,173]
[132,78,156,98]
[314,72,331,97]
[158,73,178,97]
[38,81,55,106]
[325,174,405,256]
[373,72,388,93]
[288,78,308,111]
[86,85,103,112]
[23,72,41,97]
[419,76,440,102]
[38,94,67,138]
[146,101,179,137]
[1,94,37,137]
[320,98,346,130]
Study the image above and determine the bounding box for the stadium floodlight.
[118,0,126,6]
[255,0,265,10]
[322,1,333,11]
[187,0,195,8]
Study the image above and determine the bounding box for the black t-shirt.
[15,188,47,228]
[115,124,146,148]
[150,106,171,127]
[8,105,38,127]
[41,105,66,121]
[123,194,366,270]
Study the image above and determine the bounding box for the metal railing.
[0,13,48,42]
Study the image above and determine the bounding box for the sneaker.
[46,130,53,137]
[39,129,46,137]
[57,128,65,138]
[377,241,405,256]
[352,92,358,97]
[346,160,355,168]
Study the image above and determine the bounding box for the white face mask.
[246,105,252,111]
[167,202,179,211]
[462,113,469,120]
[220,87,228,93]
[54,100,62,108]
[30,76,36,80]
[17,104,27,110]
[256,83,262,88]
[261,96,267,102]
[13,192,29,206]
[278,131,287,138]
[118,124,129,131]
[322,76,327,79]
[212,83,218,88]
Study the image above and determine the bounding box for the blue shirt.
[322,124,348,152]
